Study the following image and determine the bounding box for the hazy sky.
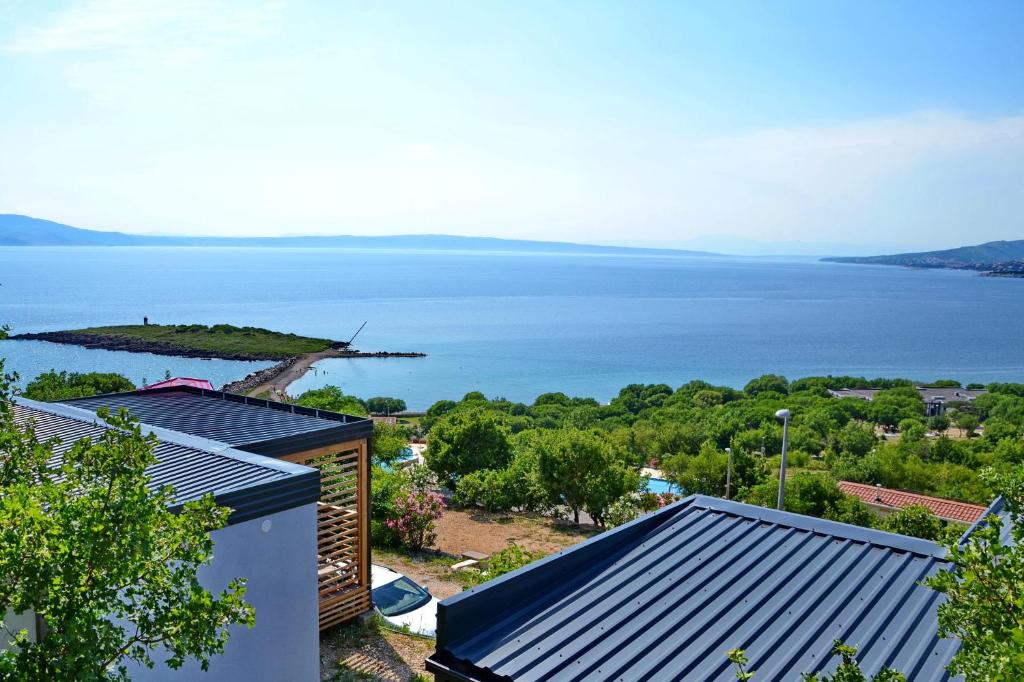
[1,1,1022,253]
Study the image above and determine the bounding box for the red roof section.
[838,480,987,523]
[140,377,214,391]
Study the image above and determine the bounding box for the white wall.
[129,502,320,682]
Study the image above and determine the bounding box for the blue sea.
[1,246,1022,410]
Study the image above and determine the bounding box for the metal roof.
[838,481,987,524]
[429,495,961,682]
[61,386,372,457]
[13,399,320,525]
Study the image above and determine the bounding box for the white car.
[370,564,439,638]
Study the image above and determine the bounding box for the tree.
[743,473,875,527]
[662,442,765,498]
[834,421,877,458]
[365,396,407,415]
[952,411,980,438]
[425,409,512,488]
[743,374,789,397]
[0,364,253,680]
[532,428,639,526]
[23,370,135,402]
[372,421,411,466]
[868,388,924,428]
[926,468,1024,680]
[880,505,944,540]
[928,414,950,434]
[294,385,368,416]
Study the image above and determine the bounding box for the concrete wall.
[130,502,319,682]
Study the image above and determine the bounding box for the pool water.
[646,477,678,495]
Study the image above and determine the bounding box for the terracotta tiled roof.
[839,480,987,523]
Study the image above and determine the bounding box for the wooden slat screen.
[291,440,370,630]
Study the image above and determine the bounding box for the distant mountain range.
[0,214,715,256]
[822,240,1024,278]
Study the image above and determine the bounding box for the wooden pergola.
[281,436,372,629]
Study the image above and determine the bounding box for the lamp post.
[775,408,791,510]
[725,447,733,500]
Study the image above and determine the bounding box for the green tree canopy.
[531,428,640,526]
[23,370,135,402]
[743,374,789,397]
[879,504,945,540]
[293,385,368,416]
[365,396,407,414]
[425,409,513,488]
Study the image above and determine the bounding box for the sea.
[1,246,1022,410]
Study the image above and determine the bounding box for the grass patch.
[72,324,333,359]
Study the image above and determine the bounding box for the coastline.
[222,348,427,399]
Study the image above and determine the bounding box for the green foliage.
[729,641,904,681]
[879,505,945,540]
[743,473,876,527]
[610,383,673,415]
[868,387,924,427]
[531,428,640,526]
[743,374,789,397]
[73,323,333,359]
[365,396,407,414]
[0,363,253,679]
[453,449,548,513]
[23,369,135,401]
[370,465,408,547]
[372,421,411,466]
[425,409,512,488]
[461,543,546,587]
[294,385,368,416]
[952,411,980,437]
[926,468,1024,681]
[662,442,766,497]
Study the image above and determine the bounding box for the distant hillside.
[0,214,715,256]
[823,240,1024,269]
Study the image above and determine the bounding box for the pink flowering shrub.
[387,490,446,551]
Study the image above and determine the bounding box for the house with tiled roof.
[838,481,987,524]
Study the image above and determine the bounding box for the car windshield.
[372,576,431,617]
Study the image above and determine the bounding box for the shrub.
[425,410,512,488]
[23,370,135,401]
[880,505,944,540]
[388,490,445,551]
[461,543,545,587]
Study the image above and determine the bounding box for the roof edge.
[17,397,316,479]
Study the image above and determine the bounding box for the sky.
[0,1,1022,255]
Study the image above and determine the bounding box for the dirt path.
[245,348,348,400]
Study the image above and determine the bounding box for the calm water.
[1,246,1022,409]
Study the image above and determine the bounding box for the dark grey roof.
[429,495,961,682]
[13,399,319,525]
[961,496,1014,547]
[62,386,372,457]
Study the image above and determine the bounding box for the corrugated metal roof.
[430,495,961,682]
[838,481,987,524]
[62,386,372,456]
[13,399,319,524]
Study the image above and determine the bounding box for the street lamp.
[775,408,791,510]
[725,447,733,500]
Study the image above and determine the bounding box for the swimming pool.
[646,477,679,495]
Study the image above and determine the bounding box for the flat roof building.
[9,397,324,681]
[63,386,375,630]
